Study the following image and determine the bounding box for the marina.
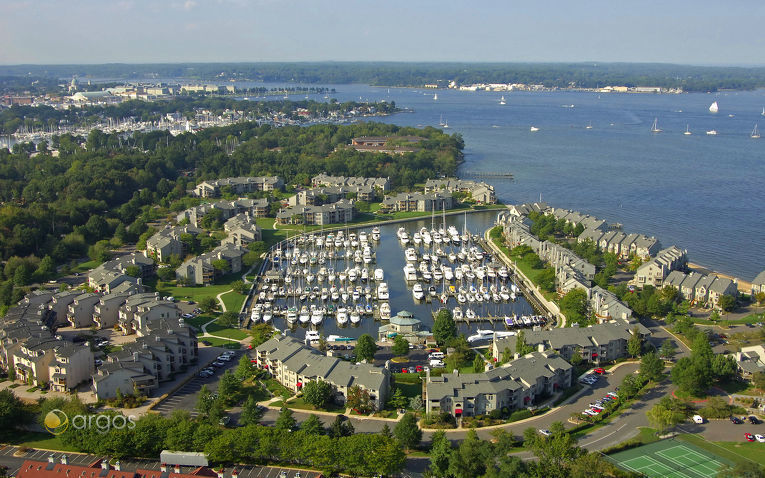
[248,211,543,340]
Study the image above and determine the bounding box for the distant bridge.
[460,171,514,180]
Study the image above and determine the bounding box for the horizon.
[3,0,765,66]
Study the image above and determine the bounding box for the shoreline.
[687,262,752,293]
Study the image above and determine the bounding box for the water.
[264,211,534,341]
[253,83,763,280]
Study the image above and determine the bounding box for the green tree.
[0,389,26,439]
[755,292,765,306]
[392,335,409,356]
[199,296,218,313]
[712,354,738,381]
[515,330,534,356]
[659,339,677,360]
[234,354,255,380]
[640,351,665,382]
[302,380,332,409]
[394,413,422,451]
[409,395,423,412]
[569,350,583,366]
[473,353,484,372]
[125,265,141,278]
[753,371,765,391]
[646,397,690,433]
[448,429,492,478]
[719,294,737,312]
[433,308,457,346]
[217,370,241,406]
[196,385,214,417]
[239,395,263,426]
[627,326,643,358]
[355,334,378,362]
[388,388,408,410]
[716,461,765,478]
[559,289,589,326]
[218,311,239,328]
[275,406,297,431]
[230,280,246,294]
[428,430,452,478]
[211,259,230,274]
[329,415,354,438]
[346,384,374,414]
[34,255,56,281]
[300,414,325,435]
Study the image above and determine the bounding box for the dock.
[460,171,514,180]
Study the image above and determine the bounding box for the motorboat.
[377,282,389,300]
[374,268,384,281]
[412,283,425,301]
[379,302,391,320]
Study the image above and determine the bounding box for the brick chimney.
[100,461,109,470]
[60,455,68,465]
[174,464,181,474]
[48,455,55,464]
[160,464,167,472]
[231,470,239,478]
[216,469,224,478]
[114,461,121,471]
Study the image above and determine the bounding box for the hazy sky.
[2,0,764,65]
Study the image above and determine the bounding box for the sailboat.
[529,126,539,132]
[752,124,761,139]
[761,107,765,117]
[709,101,719,113]
[499,96,506,105]
[433,93,438,101]
[442,118,449,129]
[585,121,593,129]
[438,114,446,127]
[684,124,692,135]
[650,118,662,133]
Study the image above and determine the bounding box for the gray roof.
[753,270,765,287]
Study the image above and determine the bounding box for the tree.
[199,296,218,313]
[448,429,492,478]
[712,354,738,381]
[473,353,484,372]
[329,415,354,438]
[239,395,263,426]
[716,461,765,478]
[302,380,332,409]
[388,388,408,410]
[409,395,423,412]
[646,397,690,433]
[196,385,214,417]
[672,357,710,396]
[719,294,737,312]
[275,406,296,431]
[515,330,534,356]
[0,389,25,439]
[392,335,409,356]
[217,370,241,406]
[300,414,325,435]
[627,326,643,358]
[433,309,457,346]
[211,259,230,274]
[34,255,56,281]
[753,371,765,391]
[428,430,452,478]
[355,334,378,362]
[755,292,765,306]
[559,289,589,326]
[380,423,392,438]
[230,280,246,294]
[346,385,374,414]
[394,413,422,451]
[317,333,328,353]
[659,339,677,360]
[125,265,141,278]
[218,311,239,328]
[640,351,665,382]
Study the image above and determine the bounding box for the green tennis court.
[608,439,732,478]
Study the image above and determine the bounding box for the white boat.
[684,124,692,135]
[585,121,593,129]
[706,130,718,136]
[499,96,506,105]
[650,118,662,133]
[403,264,418,281]
[465,309,476,320]
[379,302,391,320]
[453,307,463,320]
[405,248,418,262]
[262,311,272,323]
[336,308,348,326]
[374,268,384,281]
[751,124,760,139]
[286,308,298,324]
[529,126,539,132]
[350,311,361,324]
[299,310,310,324]
[433,93,438,101]
[412,283,425,301]
[709,101,719,113]
[761,107,765,117]
[377,282,389,300]
[443,118,449,129]
[311,309,324,325]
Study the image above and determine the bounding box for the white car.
[756,434,765,443]
[538,429,551,437]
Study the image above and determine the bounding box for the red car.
[745,433,755,442]
[593,368,606,375]
[401,368,409,373]
[415,365,423,372]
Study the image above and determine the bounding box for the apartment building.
[176,198,270,226]
[275,200,355,226]
[634,246,688,288]
[222,213,262,246]
[175,243,247,286]
[192,176,283,198]
[379,192,454,213]
[145,224,203,263]
[66,293,102,328]
[424,178,497,204]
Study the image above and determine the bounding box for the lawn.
[72,259,103,273]
[286,397,346,413]
[678,434,765,466]
[205,322,248,340]
[184,314,213,330]
[201,337,241,349]
[264,378,292,398]
[394,382,423,400]
[9,431,78,452]
[693,311,764,326]
[156,281,234,304]
[220,290,246,313]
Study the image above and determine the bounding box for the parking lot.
[0,446,322,478]
[152,348,242,417]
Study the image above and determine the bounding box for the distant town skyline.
[2,0,765,66]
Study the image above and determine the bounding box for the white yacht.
[377,282,389,300]
[336,308,348,326]
[374,268,384,281]
[529,126,539,132]
[350,311,361,324]
[403,264,418,281]
[412,283,425,301]
[405,248,418,262]
[709,101,719,113]
[311,309,324,326]
[706,129,718,136]
[379,302,391,320]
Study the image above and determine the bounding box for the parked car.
[692,415,704,424]
[538,429,551,437]
[593,367,606,375]
[212,361,226,367]
[401,368,409,373]
[606,392,618,398]
[408,366,416,373]
[744,433,755,442]
[731,416,743,424]
[415,365,423,372]
[588,408,601,414]
[756,434,765,443]
[748,416,760,425]
[199,371,212,378]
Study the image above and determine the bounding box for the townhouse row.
[380,191,454,213]
[176,198,270,227]
[254,335,390,410]
[425,351,572,417]
[275,199,355,226]
[192,176,283,198]
[311,173,390,192]
[663,270,739,309]
[491,319,651,364]
[633,246,688,288]
[175,242,248,286]
[287,184,378,206]
[424,178,497,204]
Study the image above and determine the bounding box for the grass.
[693,311,764,326]
[156,280,237,305]
[286,397,346,413]
[205,322,248,340]
[201,337,241,348]
[71,259,103,273]
[489,227,556,301]
[264,378,292,398]
[220,290,246,313]
[715,379,757,395]
[7,431,79,452]
[184,314,213,330]
[601,427,659,455]
[678,433,765,466]
[394,382,422,400]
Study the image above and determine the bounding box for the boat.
[374,268,384,281]
[336,308,348,326]
[403,264,418,281]
[311,309,324,325]
[752,124,760,139]
[438,114,446,127]
[650,118,662,133]
[465,309,476,320]
[529,126,539,132]
[443,118,449,129]
[412,283,425,301]
[709,101,719,113]
[286,307,298,324]
[379,302,391,320]
[453,307,463,320]
[684,124,692,135]
[762,107,765,117]
[350,311,361,324]
[499,96,506,105]
[433,93,438,101]
[706,130,718,136]
[586,121,593,129]
[405,248,418,262]
[377,282,389,300]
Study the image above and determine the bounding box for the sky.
[2,0,765,66]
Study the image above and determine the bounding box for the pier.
[460,171,514,180]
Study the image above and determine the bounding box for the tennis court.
[608,439,731,478]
